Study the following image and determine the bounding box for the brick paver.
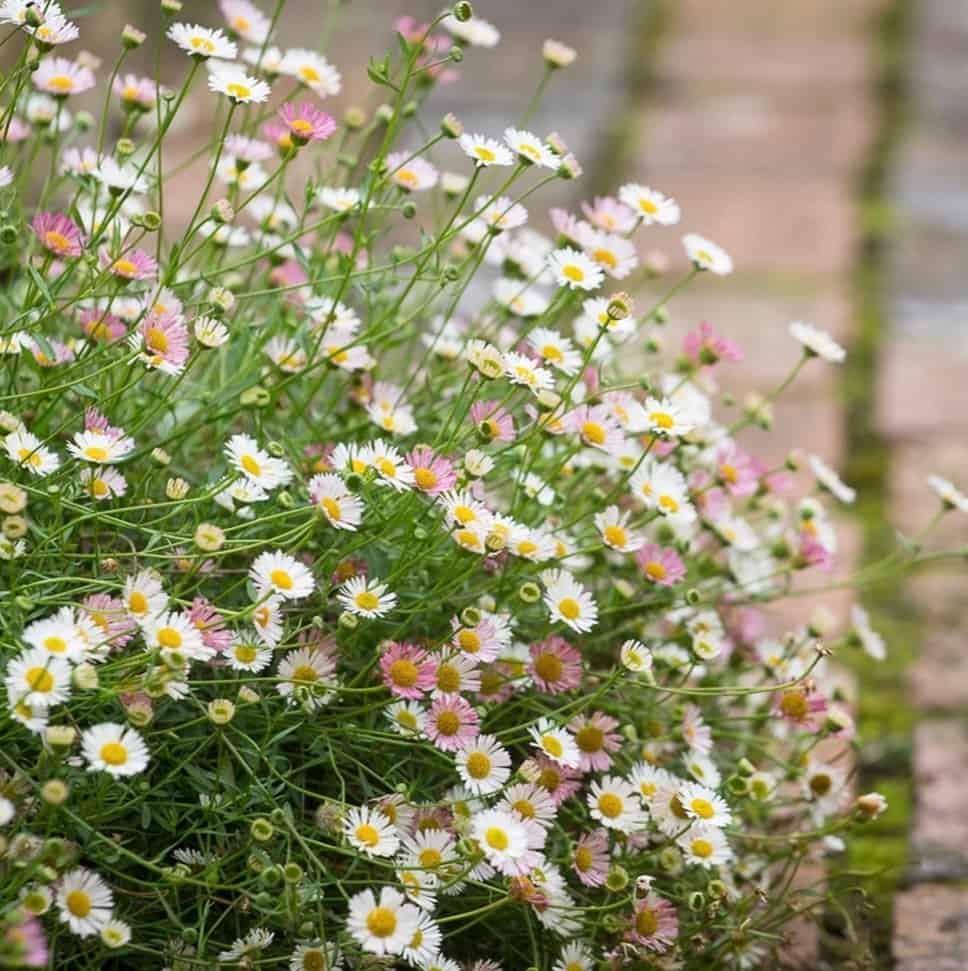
[894,884,968,971]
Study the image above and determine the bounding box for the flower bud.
[518,581,541,603]
[441,112,463,139]
[194,523,225,552]
[211,199,235,224]
[453,1,473,22]
[121,24,147,48]
[72,663,98,691]
[45,725,76,751]
[152,448,171,466]
[855,792,888,820]
[166,477,189,500]
[250,817,274,842]
[606,292,633,321]
[605,864,628,892]
[543,39,577,69]
[207,699,236,725]
[41,779,69,805]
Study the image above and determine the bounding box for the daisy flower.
[4,649,71,708]
[249,550,315,600]
[443,13,500,47]
[683,233,733,275]
[569,710,622,773]
[677,823,733,867]
[636,543,686,586]
[528,636,582,694]
[528,718,581,768]
[226,633,273,672]
[279,48,342,96]
[276,646,337,709]
[808,453,856,504]
[627,892,679,951]
[33,56,95,96]
[588,775,647,832]
[594,505,643,552]
[850,604,886,661]
[571,829,610,887]
[503,127,558,168]
[369,441,416,491]
[542,570,598,633]
[31,211,84,257]
[425,693,480,752]
[928,474,968,513]
[225,434,293,490]
[167,22,238,59]
[528,327,582,375]
[379,641,436,699]
[386,152,439,192]
[547,247,604,291]
[122,569,167,623]
[220,0,271,43]
[23,607,87,662]
[469,400,515,442]
[143,611,210,662]
[278,100,336,144]
[346,887,421,957]
[114,74,159,111]
[470,809,534,876]
[432,652,480,697]
[102,248,158,281]
[4,428,61,476]
[458,133,514,167]
[68,429,134,464]
[503,351,555,393]
[678,781,732,827]
[308,473,363,529]
[345,805,400,858]
[456,734,512,796]
[337,576,397,618]
[789,320,845,363]
[79,467,127,501]
[578,226,638,279]
[81,723,149,777]
[56,869,113,938]
[318,185,360,212]
[630,458,696,523]
[565,404,624,454]
[618,183,680,225]
[644,395,700,437]
[208,62,271,103]
[289,943,342,971]
[252,596,285,646]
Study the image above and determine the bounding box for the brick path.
[885,0,968,966]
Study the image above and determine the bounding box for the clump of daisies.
[0,2,948,969]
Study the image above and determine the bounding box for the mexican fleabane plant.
[0,1,961,969]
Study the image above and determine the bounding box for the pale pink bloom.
[682,320,743,366]
[407,447,457,496]
[33,57,95,96]
[627,892,679,951]
[451,614,506,663]
[188,597,233,655]
[549,207,583,245]
[81,594,135,649]
[569,710,621,772]
[519,755,583,807]
[101,247,158,280]
[379,642,437,700]
[83,408,124,439]
[425,694,479,751]
[79,308,126,343]
[564,403,624,454]
[114,74,160,110]
[528,635,582,694]
[798,531,833,570]
[571,828,610,886]
[681,704,712,755]
[1,117,29,142]
[136,312,190,374]
[773,686,829,732]
[581,195,637,234]
[470,400,515,443]
[31,338,74,367]
[31,211,84,258]
[715,442,760,497]
[225,133,273,164]
[636,543,686,586]
[278,100,336,143]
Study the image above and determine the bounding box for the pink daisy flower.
[569,710,621,772]
[1,117,29,142]
[277,100,336,144]
[188,597,233,655]
[135,312,190,374]
[519,755,583,807]
[571,828,610,887]
[31,212,85,258]
[581,195,637,234]
[636,543,686,586]
[83,408,125,439]
[225,134,273,164]
[31,339,74,367]
[407,447,457,497]
[101,247,158,281]
[469,400,515,443]
[681,704,712,754]
[564,403,624,454]
[797,530,834,570]
[379,641,437,700]
[682,320,743,367]
[528,635,582,695]
[32,56,96,97]
[425,693,479,751]
[450,613,507,663]
[81,593,135,649]
[714,442,760,498]
[627,892,679,952]
[772,686,828,732]
[79,308,126,343]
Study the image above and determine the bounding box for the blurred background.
[25,1,968,966]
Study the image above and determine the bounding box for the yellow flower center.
[355,823,380,847]
[597,793,623,818]
[146,326,169,353]
[691,838,714,858]
[638,197,658,215]
[592,247,618,270]
[354,590,380,611]
[562,264,585,283]
[557,597,580,620]
[484,826,508,850]
[25,667,54,693]
[48,74,74,92]
[574,846,593,871]
[465,751,491,779]
[457,629,481,653]
[112,258,138,276]
[389,658,419,688]
[414,467,438,490]
[43,636,67,654]
[810,773,832,797]
[65,889,92,917]
[44,229,71,252]
[365,907,397,938]
[636,907,659,936]
[435,711,460,736]
[658,494,680,513]
[299,65,321,83]
[190,36,216,54]
[576,724,604,753]
[690,797,715,820]
[290,118,314,136]
[320,496,341,520]
[100,741,128,766]
[418,847,442,868]
[541,733,564,758]
[512,798,535,818]
[650,411,674,430]
[269,568,293,590]
[533,652,564,683]
[581,421,606,445]
[604,525,627,547]
[234,644,258,663]
[226,83,252,100]
[542,344,563,363]
[474,146,496,162]
[436,663,460,693]
[83,445,109,462]
[644,561,666,581]
[290,664,319,684]
[157,626,182,649]
[128,591,148,614]
[240,453,262,477]
[779,690,809,720]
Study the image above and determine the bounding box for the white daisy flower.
[308,473,363,530]
[928,474,968,513]
[542,570,598,633]
[630,458,696,523]
[528,327,582,374]
[225,434,293,490]
[252,596,285,646]
[337,576,397,618]
[5,648,71,708]
[547,247,604,291]
[503,127,558,168]
[457,133,514,168]
[208,62,271,101]
[279,48,341,96]
[455,734,512,796]
[167,22,238,59]
[594,506,644,553]
[68,429,134,464]
[503,351,555,394]
[56,868,113,937]
[588,775,647,832]
[789,320,845,363]
[226,633,273,672]
[23,607,87,662]
[318,185,360,212]
[249,550,315,601]
[678,781,732,828]
[620,639,653,674]
[470,808,532,873]
[402,911,442,967]
[528,718,581,768]
[4,428,60,476]
[220,0,271,43]
[143,611,210,662]
[81,722,149,777]
[122,569,168,623]
[683,233,733,275]
[644,395,701,438]
[618,183,680,225]
[678,823,733,867]
[442,13,500,47]
[344,805,400,858]
[346,887,421,957]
